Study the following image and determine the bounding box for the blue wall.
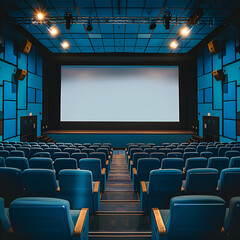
[0,25,43,141]
[197,28,240,142]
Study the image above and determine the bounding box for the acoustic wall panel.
[223,119,236,140]
[223,101,236,120]
[198,89,204,103]
[204,88,212,103]
[27,87,35,103]
[223,37,236,66]
[4,119,16,139]
[28,44,36,74]
[4,101,16,119]
[4,37,17,65]
[204,45,212,74]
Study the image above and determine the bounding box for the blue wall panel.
[28,88,36,103]
[213,78,222,110]
[204,46,212,74]
[36,89,42,103]
[212,53,222,71]
[4,119,16,139]
[198,72,212,89]
[204,88,212,103]
[223,37,236,66]
[223,119,236,140]
[4,81,17,101]
[223,82,236,101]
[0,62,16,84]
[198,89,204,103]
[4,38,17,65]
[4,101,16,119]
[28,73,42,89]
[223,101,236,120]
[18,52,27,70]
[28,45,36,74]
[197,51,203,77]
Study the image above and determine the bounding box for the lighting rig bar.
[14,16,224,25]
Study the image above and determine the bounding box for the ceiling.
[1,0,240,54]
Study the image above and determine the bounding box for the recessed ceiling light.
[180,26,190,37]
[62,41,70,49]
[170,40,178,49]
[36,12,45,21]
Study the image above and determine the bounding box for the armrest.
[106,160,109,166]
[130,160,133,166]
[93,181,100,193]
[133,168,137,175]
[141,181,147,193]
[181,186,185,192]
[101,168,106,175]
[128,155,130,159]
[152,208,167,236]
[57,186,60,192]
[73,208,89,237]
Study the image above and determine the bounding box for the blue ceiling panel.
[1,0,239,53]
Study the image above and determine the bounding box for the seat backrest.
[129,148,143,159]
[29,148,43,158]
[144,148,157,154]
[22,169,57,197]
[229,156,240,168]
[224,197,240,239]
[71,152,88,161]
[63,148,80,155]
[139,145,151,150]
[183,152,200,164]
[225,150,240,158]
[5,157,29,171]
[89,145,99,151]
[218,168,240,203]
[185,157,207,172]
[79,158,102,181]
[184,168,219,194]
[148,169,182,195]
[81,148,95,156]
[0,150,9,159]
[9,197,75,240]
[0,197,11,234]
[44,148,61,157]
[218,147,231,157]
[33,152,51,158]
[9,150,25,157]
[137,158,160,181]
[82,143,91,148]
[4,146,16,152]
[54,158,78,176]
[16,147,30,158]
[232,146,240,152]
[167,152,183,158]
[29,157,54,170]
[184,148,197,152]
[89,152,106,168]
[0,168,23,206]
[206,147,218,156]
[0,157,5,167]
[161,158,184,171]
[132,152,149,167]
[200,151,213,159]
[158,148,172,155]
[52,152,70,161]
[196,145,206,153]
[96,148,109,157]
[59,169,93,211]
[166,196,226,239]
[207,157,229,173]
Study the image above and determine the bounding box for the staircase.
[37,133,56,143]
[89,151,151,240]
[188,134,203,143]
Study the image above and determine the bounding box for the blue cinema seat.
[196,145,206,153]
[79,158,106,192]
[206,146,218,157]
[89,152,109,178]
[207,157,229,174]
[183,152,200,164]
[229,157,240,168]
[71,152,88,163]
[158,148,172,155]
[44,148,61,157]
[200,151,214,159]
[0,150,9,159]
[224,197,240,240]
[9,197,89,240]
[132,158,161,192]
[150,152,166,164]
[128,148,143,165]
[4,146,16,152]
[9,150,25,157]
[183,168,219,195]
[144,148,158,154]
[130,152,149,178]
[64,148,80,155]
[52,152,70,161]
[184,157,207,173]
[0,198,11,239]
[218,168,240,205]
[29,157,54,170]
[0,157,5,167]
[22,169,58,197]
[161,158,184,171]
[29,148,43,158]
[33,152,51,158]
[167,152,183,158]
[58,170,100,213]
[5,157,29,171]
[16,147,30,158]
[140,169,182,214]
[54,158,78,178]
[0,168,23,207]
[151,195,226,240]
[219,147,231,157]
[225,150,240,158]
[81,148,95,157]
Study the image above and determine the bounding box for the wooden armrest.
[152,208,167,236]
[93,181,100,193]
[141,181,147,193]
[181,186,185,191]
[108,155,111,159]
[133,168,137,175]
[221,227,225,233]
[216,187,219,191]
[73,208,88,237]
[125,148,127,151]
[130,160,133,166]
[183,171,185,174]
[57,186,60,192]
[101,168,106,175]
[106,160,109,165]
[128,155,130,159]
[8,227,13,234]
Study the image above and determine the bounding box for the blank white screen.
[61,66,179,122]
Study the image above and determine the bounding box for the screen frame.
[60,65,180,123]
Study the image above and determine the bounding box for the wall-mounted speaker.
[208,40,220,54]
[15,69,27,81]
[21,39,32,54]
[212,69,225,81]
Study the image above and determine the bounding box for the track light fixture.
[187,8,203,25]
[163,12,171,30]
[64,13,73,30]
[87,20,93,32]
[149,21,156,30]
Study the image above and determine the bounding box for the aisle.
[89,150,151,240]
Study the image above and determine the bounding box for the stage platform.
[46,130,194,148]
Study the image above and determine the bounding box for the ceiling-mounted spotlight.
[149,21,156,30]
[64,13,73,30]
[61,40,70,49]
[36,12,45,21]
[163,12,171,30]
[187,8,203,25]
[49,26,59,36]
[87,20,93,32]
[180,26,190,37]
[170,40,178,49]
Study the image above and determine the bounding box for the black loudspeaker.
[208,40,220,54]
[21,39,32,54]
[212,69,225,81]
[15,69,27,81]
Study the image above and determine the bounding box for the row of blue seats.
[0,197,89,240]
[151,195,240,240]
[0,168,100,214]
[139,168,240,214]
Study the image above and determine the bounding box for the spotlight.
[187,8,203,25]
[64,13,73,30]
[61,41,70,49]
[163,12,171,30]
[36,12,45,21]
[49,26,59,36]
[87,21,93,32]
[180,26,190,37]
[149,21,156,30]
[170,40,178,49]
